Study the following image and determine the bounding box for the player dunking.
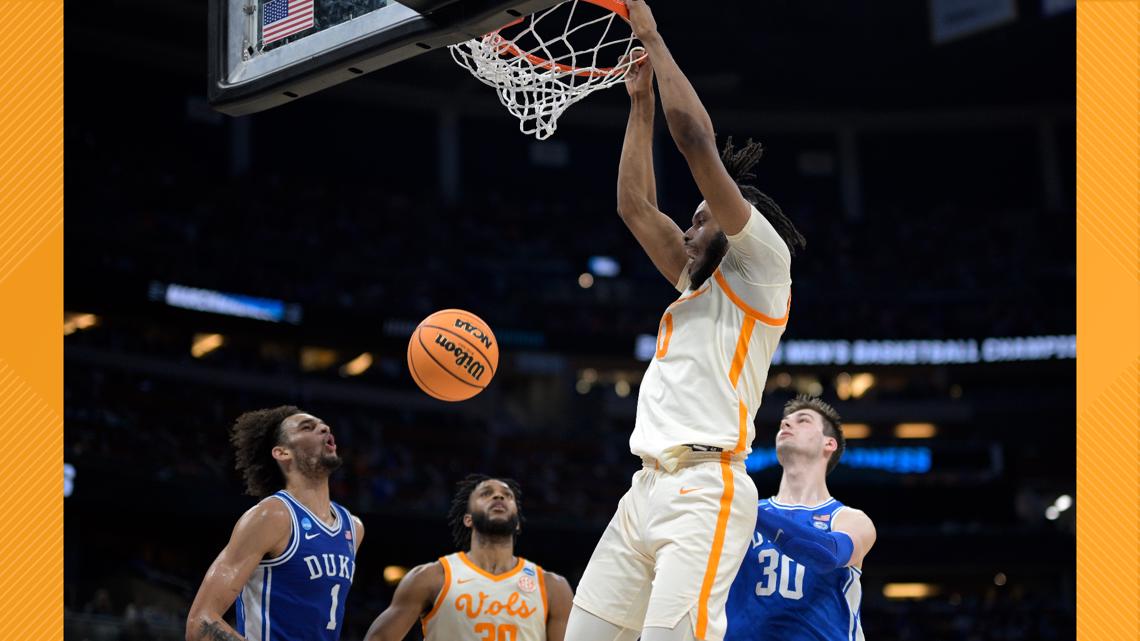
[186,407,363,641]
[565,2,807,641]
[363,474,574,641]
[725,396,876,641]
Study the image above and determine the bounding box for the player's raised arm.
[543,571,575,641]
[831,508,877,568]
[616,48,688,288]
[626,0,751,236]
[363,562,445,641]
[185,501,292,641]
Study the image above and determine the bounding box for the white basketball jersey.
[631,207,792,467]
[422,552,549,641]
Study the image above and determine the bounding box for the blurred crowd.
[67,121,1073,345]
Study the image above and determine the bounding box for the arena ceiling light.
[882,583,939,599]
[895,423,937,439]
[301,347,339,372]
[191,333,225,358]
[63,312,98,336]
[835,373,875,400]
[843,424,871,439]
[588,256,621,277]
[340,353,374,377]
[383,566,407,586]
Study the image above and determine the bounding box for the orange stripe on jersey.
[537,567,549,622]
[727,317,756,389]
[734,399,749,455]
[421,556,452,633]
[667,282,711,310]
[713,270,790,326]
[458,552,526,581]
[696,453,736,639]
[655,312,674,359]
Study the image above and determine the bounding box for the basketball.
[407,309,499,402]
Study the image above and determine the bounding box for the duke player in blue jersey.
[725,396,876,641]
[186,406,365,641]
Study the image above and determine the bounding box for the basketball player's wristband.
[756,508,855,572]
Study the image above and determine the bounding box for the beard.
[689,231,729,290]
[297,451,342,477]
[471,509,520,540]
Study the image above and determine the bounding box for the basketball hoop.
[449,0,646,140]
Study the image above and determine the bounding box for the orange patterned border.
[1075,1,1140,640]
[0,0,64,637]
[0,2,1129,639]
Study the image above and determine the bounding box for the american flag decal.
[813,514,830,522]
[262,0,315,45]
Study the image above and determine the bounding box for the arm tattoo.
[195,620,245,641]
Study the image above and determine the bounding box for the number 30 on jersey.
[754,549,805,600]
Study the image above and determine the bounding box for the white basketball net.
[449,0,644,140]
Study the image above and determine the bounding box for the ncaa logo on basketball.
[517,575,537,593]
[454,319,493,349]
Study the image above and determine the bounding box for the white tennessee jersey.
[421,552,549,641]
[631,205,792,467]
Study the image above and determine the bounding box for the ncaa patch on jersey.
[517,575,537,593]
[301,517,313,530]
[813,521,829,530]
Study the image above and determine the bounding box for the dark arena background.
[64,1,1075,640]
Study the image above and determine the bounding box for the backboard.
[208,0,565,116]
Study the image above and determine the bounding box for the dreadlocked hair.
[783,395,845,475]
[447,473,525,552]
[230,405,300,497]
[720,136,807,256]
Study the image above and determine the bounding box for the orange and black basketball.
[407,309,499,401]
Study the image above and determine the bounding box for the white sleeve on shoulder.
[722,204,792,286]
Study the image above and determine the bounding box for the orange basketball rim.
[488,0,637,78]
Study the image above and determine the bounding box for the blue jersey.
[235,491,358,641]
[725,498,864,641]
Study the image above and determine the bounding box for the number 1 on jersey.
[326,584,340,630]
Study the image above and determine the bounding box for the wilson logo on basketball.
[434,333,486,381]
[454,319,494,349]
